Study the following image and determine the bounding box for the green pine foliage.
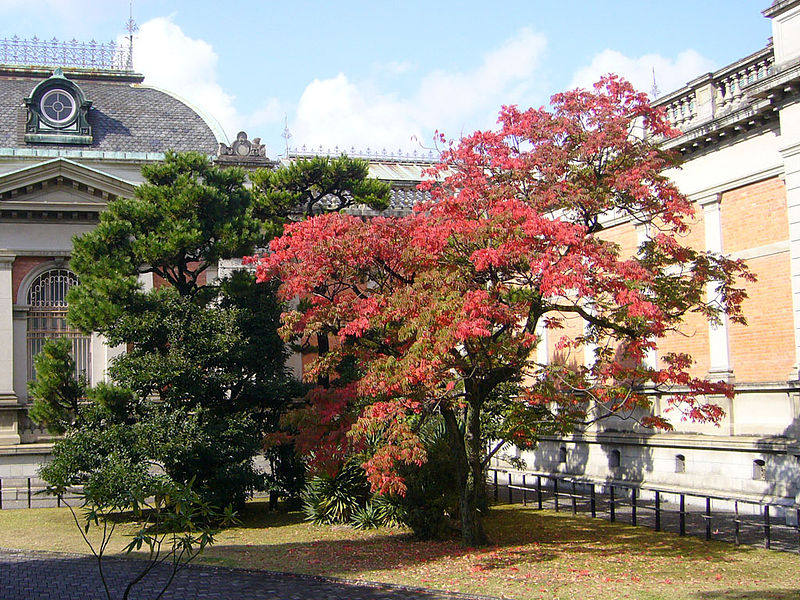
[37,152,300,510]
[27,338,85,435]
[250,155,391,228]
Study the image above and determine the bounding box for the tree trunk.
[442,390,488,546]
[461,398,487,546]
[316,332,330,387]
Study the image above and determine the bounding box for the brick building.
[515,0,800,512]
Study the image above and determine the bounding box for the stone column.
[0,255,19,445]
[535,318,549,367]
[700,194,733,381]
[0,256,17,402]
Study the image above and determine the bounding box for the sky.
[0,1,773,155]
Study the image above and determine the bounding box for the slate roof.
[0,69,220,155]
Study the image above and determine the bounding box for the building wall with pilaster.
[510,2,800,508]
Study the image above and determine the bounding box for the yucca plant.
[301,461,370,525]
[350,501,381,530]
[370,493,406,528]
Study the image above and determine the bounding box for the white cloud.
[570,49,716,97]
[291,28,548,151]
[382,60,415,76]
[129,17,282,142]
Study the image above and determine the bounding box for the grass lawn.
[0,501,797,600]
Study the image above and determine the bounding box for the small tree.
[252,77,754,545]
[250,154,391,222]
[45,468,232,600]
[28,338,84,435]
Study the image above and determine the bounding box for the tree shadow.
[205,505,747,578]
[754,412,800,514]
[89,109,132,145]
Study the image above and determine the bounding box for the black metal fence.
[488,468,800,553]
[0,477,80,510]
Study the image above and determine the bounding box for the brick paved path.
[0,548,498,600]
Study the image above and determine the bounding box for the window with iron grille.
[26,268,91,383]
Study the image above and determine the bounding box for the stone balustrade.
[655,46,775,133]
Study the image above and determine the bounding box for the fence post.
[631,488,637,526]
[764,505,771,550]
[590,484,596,518]
[679,494,685,536]
[508,473,513,504]
[493,469,498,502]
[522,475,527,506]
[705,497,712,541]
[554,478,559,512]
[571,480,577,514]
[537,476,542,510]
[27,478,31,509]
[609,485,615,522]
[655,491,661,531]
[734,500,740,546]
[797,508,800,553]
[0,477,3,510]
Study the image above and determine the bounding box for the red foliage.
[248,76,753,494]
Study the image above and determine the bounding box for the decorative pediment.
[217,131,270,166]
[0,158,136,210]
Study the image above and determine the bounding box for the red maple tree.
[250,76,753,545]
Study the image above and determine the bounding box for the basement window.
[675,454,686,474]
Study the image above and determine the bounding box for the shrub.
[396,419,462,539]
[301,461,370,525]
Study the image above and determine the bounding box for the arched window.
[752,459,766,481]
[26,268,91,382]
[558,446,567,464]
[609,449,621,469]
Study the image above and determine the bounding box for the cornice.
[745,55,800,99]
[662,101,778,154]
[763,0,800,18]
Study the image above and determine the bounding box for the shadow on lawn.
[696,590,800,600]
[206,503,750,575]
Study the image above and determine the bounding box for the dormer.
[24,67,92,145]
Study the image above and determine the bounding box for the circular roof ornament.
[40,88,77,125]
